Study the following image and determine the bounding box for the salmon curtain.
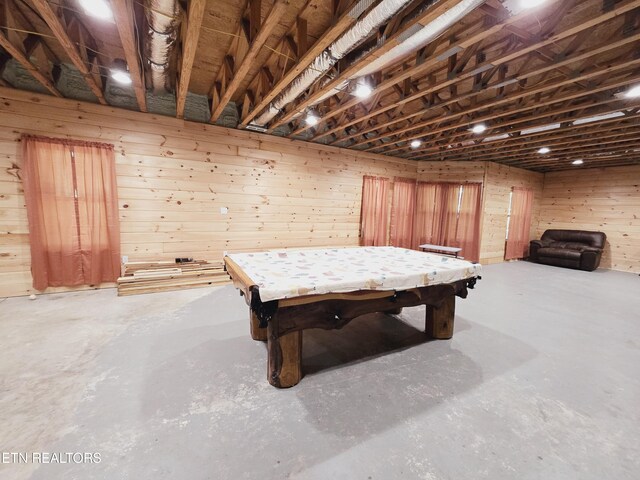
[505,187,534,260]
[74,143,121,285]
[455,183,482,262]
[413,182,459,248]
[360,175,390,246]
[22,135,120,290]
[389,177,416,248]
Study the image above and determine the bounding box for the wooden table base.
[425,295,455,339]
[250,310,268,341]
[259,292,459,388]
[232,275,478,388]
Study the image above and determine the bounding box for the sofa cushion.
[537,247,582,261]
[564,242,590,251]
[541,229,606,249]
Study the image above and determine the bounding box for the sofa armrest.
[580,245,602,253]
[529,240,544,260]
[580,250,602,271]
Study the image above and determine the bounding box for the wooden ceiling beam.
[0,31,61,97]
[404,98,634,157]
[210,0,288,123]
[438,130,640,163]
[537,157,640,172]
[249,0,262,42]
[382,81,640,156]
[242,0,316,110]
[293,1,551,137]
[296,16,307,58]
[30,0,107,104]
[0,2,62,98]
[270,0,478,131]
[176,0,206,119]
[312,0,640,141]
[494,142,640,168]
[359,56,640,151]
[240,1,362,127]
[319,7,640,144]
[416,116,640,157]
[404,99,640,160]
[112,0,148,112]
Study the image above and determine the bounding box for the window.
[505,190,514,240]
[389,178,416,249]
[21,135,121,290]
[505,187,534,260]
[413,182,482,261]
[360,176,390,246]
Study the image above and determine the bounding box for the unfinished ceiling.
[0,0,639,172]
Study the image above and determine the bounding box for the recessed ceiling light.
[572,159,584,166]
[110,59,132,85]
[519,0,548,9]
[625,85,640,98]
[111,70,132,85]
[354,82,373,99]
[471,124,487,134]
[538,147,551,154]
[410,140,422,149]
[305,111,319,126]
[79,0,113,20]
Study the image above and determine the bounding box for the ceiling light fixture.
[471,123,487,134]
[79,0,113,20]
[624,85,640,98]
[305,110,319,127]
[110,59,132,85]
[538,147,551,154]
[519,0,548,9]
[572,159,584,166]
[354,81,373,99]
[410,140,422,149]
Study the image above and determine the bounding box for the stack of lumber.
[117,260,231,296]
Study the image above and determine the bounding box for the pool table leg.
[425,295,455,339]
[267,325,302,388]
[250,309,268,341]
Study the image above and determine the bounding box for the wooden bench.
[419,244,463,258]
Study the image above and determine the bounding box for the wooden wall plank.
[418,161,545,265]
[0,88,417,297]
[536,165,640,272]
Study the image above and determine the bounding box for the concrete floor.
[1,262,639,479]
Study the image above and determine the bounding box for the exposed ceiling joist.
[112,0,148,112]
[30,0,108,104]
[270,0,484,131]
[240,0,361,127]
[311,0,640,142]
[0,0,62,97]
[176,0,206,119]
[210,0,289,123]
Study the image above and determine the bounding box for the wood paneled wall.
[417,161,545,264]
[1,88,636,297]
[537,165,640,272]
[0,88,417,297]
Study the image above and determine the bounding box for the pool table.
[224,247,481,388]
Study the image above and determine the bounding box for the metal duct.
[354,0,485,77]
[145,0,182,93]
[253,0,484,128]
[253,0,412,126]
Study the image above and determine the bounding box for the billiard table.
[224,247,481,388]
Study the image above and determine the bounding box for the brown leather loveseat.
[529,229,606,271]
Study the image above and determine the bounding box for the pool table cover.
[225,247,482,302]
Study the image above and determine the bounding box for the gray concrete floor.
[1,262,639,480]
